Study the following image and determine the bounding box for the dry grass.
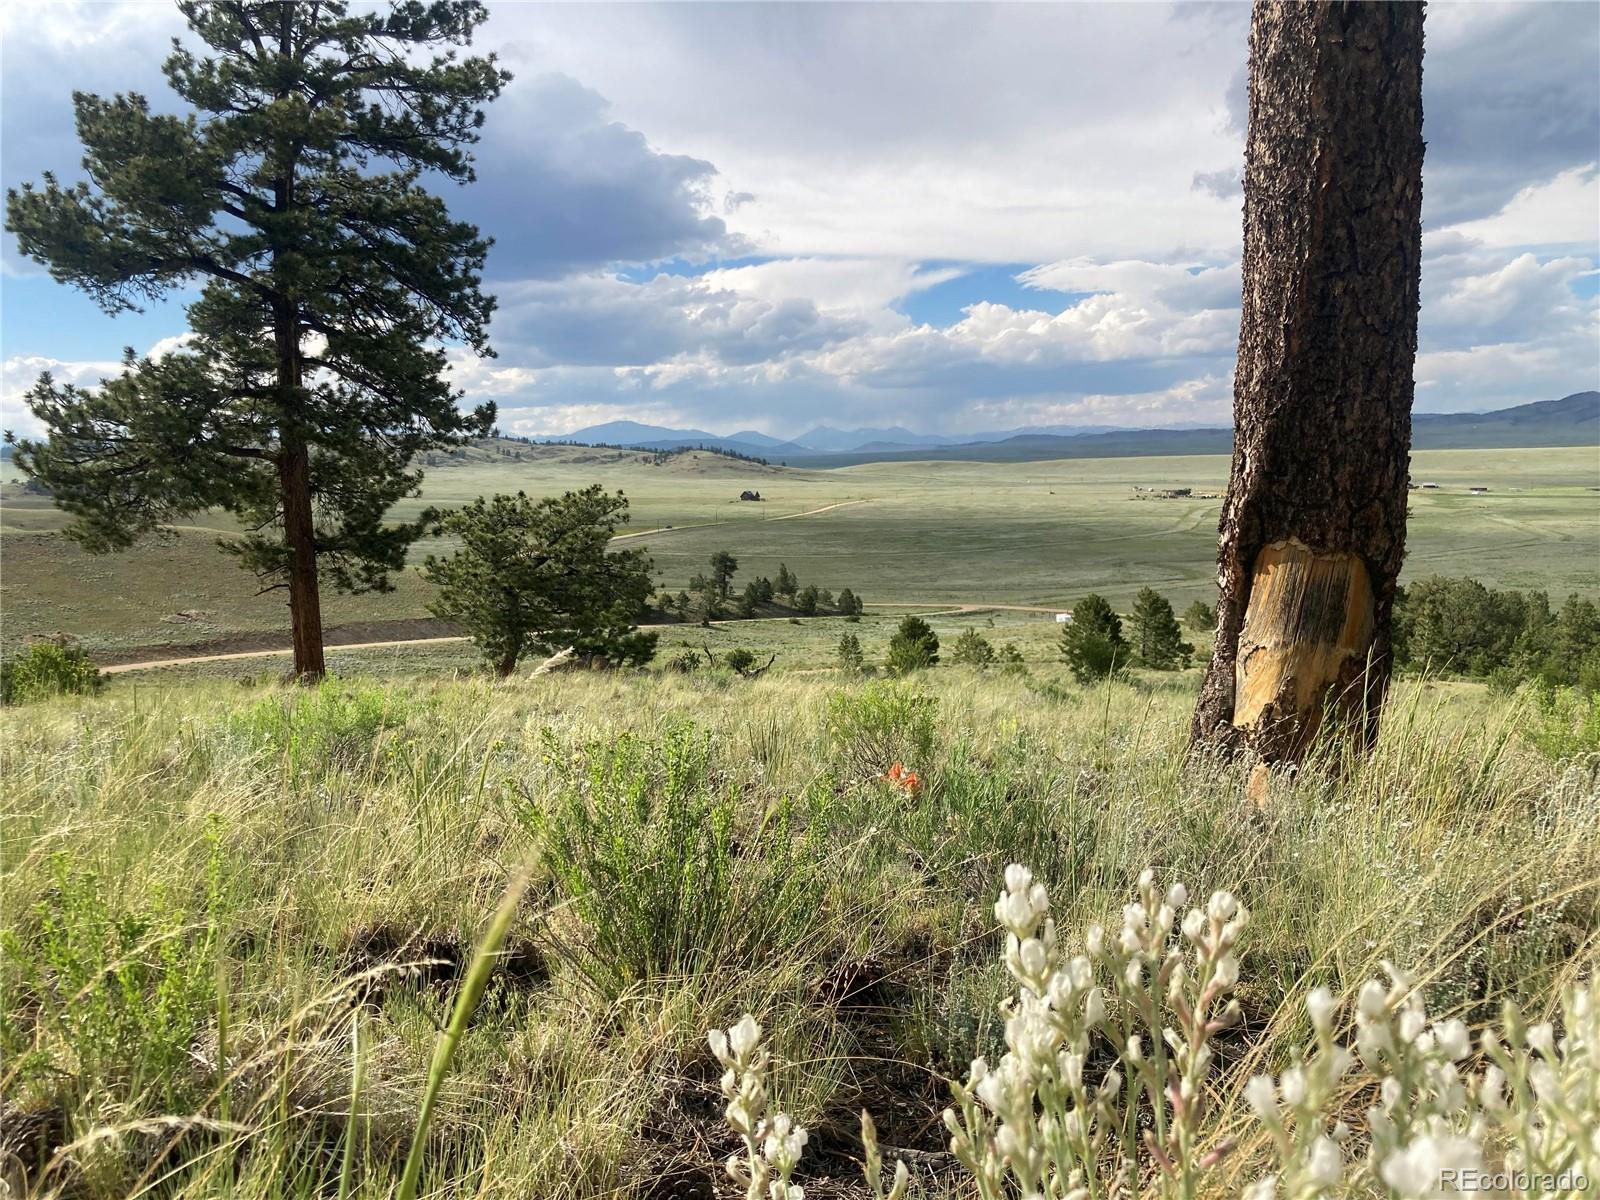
[1,667,1595,1197]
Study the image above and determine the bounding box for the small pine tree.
[709,551,739,604]
[1059,594,1129,682]
[1183,599,1217,631]
[424,487,657,675]
[887,615,940,673]
[738,580,763,618]
[997,643,1028,674]
[795,585,820,616]
[1130,588,1193,670]
[755,576,776,603]
[951,627,996,667]
[723,648,757,674]
[836,633,865,673]
[775,563,798,599]
[819,589,835,611]
[836,587,862,617]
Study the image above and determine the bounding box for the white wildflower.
[1306,1135,1343,1186]
[1379,1133,1481,1198]
[730,1014,762,1060]
[1306,986,1336,1036]
[1244,1074,1278,1121]
[1207,890,1238,921]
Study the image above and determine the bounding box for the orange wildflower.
[882,762,922,796]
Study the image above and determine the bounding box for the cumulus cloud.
[2,352,123,438]
[1,1,1596,438]
[1443,166,1600,251]
[464,73,743,278]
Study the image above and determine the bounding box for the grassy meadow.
[3,442,1596,658]
[3,439,1598,1196]
[2,663,1597,1197]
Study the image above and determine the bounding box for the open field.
[2,666,1595,1197]
[3,444,1596,659]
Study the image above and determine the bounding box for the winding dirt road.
[100,599,1060,675]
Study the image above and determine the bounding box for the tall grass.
[0,667,1593,1196]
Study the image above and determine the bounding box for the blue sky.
[3,1,1597,440]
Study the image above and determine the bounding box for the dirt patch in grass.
[335,922,548,1009]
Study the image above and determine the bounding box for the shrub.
[723,648,758,674]
[886,615,940,673]
[2,848,222,1107]
[667,649,702,674]
[1059,594,1128,682]
[950,627,996,668]
[1525,681,1600,759]
[520,723,829,996]
[1,638,103,705]
[823,681,937,778]
[224,680,412,776]
[795,585,820,616]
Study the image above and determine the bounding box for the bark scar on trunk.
[1233,539,1375,751]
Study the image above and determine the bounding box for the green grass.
[1,665,1595,1197]
[4,443,1595,656]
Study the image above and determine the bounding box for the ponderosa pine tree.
[1191,1,1424,761]
[1059,594,1129,683]
[887,615,940,674]
[5,2,508,679]
[1129,588,1192,670]
[775,564,798,600]
[423,487,657,676]
[709,551,739,606]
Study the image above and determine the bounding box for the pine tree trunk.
[274,288,324,682]
[280,437,327,682]
[1190,1,1424,764]
[271,7,325,685]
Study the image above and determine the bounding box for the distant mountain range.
[545,392,1599,464]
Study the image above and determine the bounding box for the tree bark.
[279,435,326,682]
[273,5,325,683]
[1191,0,1424,764]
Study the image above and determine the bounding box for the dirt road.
[99,594,1056,676]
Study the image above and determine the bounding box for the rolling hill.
[538,393,1598,464]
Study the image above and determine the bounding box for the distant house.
[1419,481,1439,489]
[1055,612,1073,624]
[739,489,763,501]
[1468,486,1490,494]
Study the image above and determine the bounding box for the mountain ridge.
[544,392,1599,463]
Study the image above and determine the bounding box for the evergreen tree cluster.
[1394,577,1600,692]
[1058,589,1192,681]
[674,557,865,622]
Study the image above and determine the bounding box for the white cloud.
[1443,165,1600,250]
[2,352,122,438]
[2,1,1596,437]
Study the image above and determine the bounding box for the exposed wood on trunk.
[1190,0,1425,763]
